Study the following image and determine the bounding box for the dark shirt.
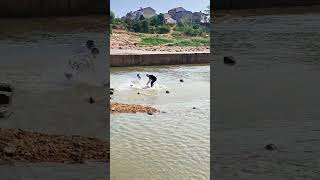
[148,75,157,81]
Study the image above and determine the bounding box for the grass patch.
[139,34,209,47]
[139,36,175,46]
[172,38,209,47]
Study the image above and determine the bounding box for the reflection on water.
[213,8,320,179]
[111,65,210,179]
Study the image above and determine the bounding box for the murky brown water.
[213,7,320,180]
[110,65,210,179]
[0,16,108,179]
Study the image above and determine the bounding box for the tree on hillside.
[139,15,145,21]
[205,5,210,14]
[157,13,165,25]
[110,11,115,23]
[140,20,150,33]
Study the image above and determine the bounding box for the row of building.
[123,7,209,24]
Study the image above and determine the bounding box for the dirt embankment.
[0,128,109,163]
[111,102,159,114]
[110,30,209,53]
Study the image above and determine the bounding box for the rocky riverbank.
[0,128,109,163]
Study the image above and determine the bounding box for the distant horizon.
[111,0,210,17]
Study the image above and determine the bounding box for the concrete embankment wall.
[213,0,320,10]
[110,53,211,67]
[0,0,106,17]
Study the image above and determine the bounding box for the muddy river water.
[213,7,320,180]
[0,16,108,180]
[110,65,210,179]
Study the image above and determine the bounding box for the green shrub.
[140,20,150,33]
[174,22,209,37]
[111,18,128,30]
[156,25,170,34]
[139,37,174,46]
[172,31,183,37]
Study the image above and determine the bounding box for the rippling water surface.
[213,7,320,180]
[111,65,210,179]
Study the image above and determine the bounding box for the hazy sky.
[111,0,210,17]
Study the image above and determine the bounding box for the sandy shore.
[0,128,109,163]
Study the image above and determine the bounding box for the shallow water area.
[111,65,210,179]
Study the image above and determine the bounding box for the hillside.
[110,29,210,53]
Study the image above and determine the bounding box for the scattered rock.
[264,144,278,151]
[91,47,100,55]
[0,83,13,105]
[86,40,95,49]
[111,103,159,114]
[64,73,73,80]
[0,83,14,92]
[4,145,16,157]
[0,128,109,162]
[0,94,10,105]
[89,97,95,104]
[180,79,184,82]
[166,90,170,94]
[224,56,236,65]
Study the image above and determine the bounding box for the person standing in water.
[146,74,157,87]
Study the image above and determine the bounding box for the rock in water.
[0,83,13,92]
[193,107,196,109]
[147,112,153,115]
[0,83,13,105]
[86,40,95,49]
[166,90,170,94]
[180,79,184,82]
[91,47,100,55]
[224,56,236,65]
[64,73,73,80]
[0,94,10,105]
[264,144,278,151]
[89,97,95,104]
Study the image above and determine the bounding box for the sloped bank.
[0,128,109,163]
